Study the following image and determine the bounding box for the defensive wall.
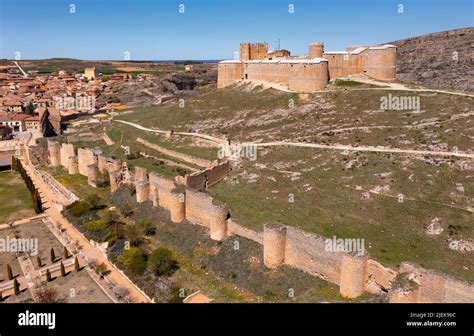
[126,164,474,302]
[218,42,396,92]
[45,143,474,302]
[137,137,215,168]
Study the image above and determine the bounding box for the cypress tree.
[60,262,66,277]
[13,279,19,295]
[6,264,13,280]
[74,256,80,272]
[46,269,52,282]
[50,248,56,263]
[36,256,42,268]
[63,246,69,259]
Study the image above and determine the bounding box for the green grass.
[0,171,35,223]
[209,146,474,282]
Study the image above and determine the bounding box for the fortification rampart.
[218,42,396,92]
[45,145,474,302]
[136,138,215,168]
[394,262,474,303]
[182,161,231,190]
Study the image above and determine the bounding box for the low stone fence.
[136,137,215,168]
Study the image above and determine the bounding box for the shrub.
[119,247,147,275]
[86,219,108,232]
[138,219,155,235]
[119,203,133,217]
[124,223,143,246]
[85,193,101,209]
[148,247,179,276]
[101,210,119,225]
[66,201,91,217]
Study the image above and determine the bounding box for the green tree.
[138,219,154,236]
[148,247,179,276]
[13,279,20,295]
[119,247,147,275]
[124,223,143,246]
[85,193,101,210]
[63,246,69,259]
[74,257,80,272]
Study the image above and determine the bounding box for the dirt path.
[255,141,474,159]
[114,119,225,144]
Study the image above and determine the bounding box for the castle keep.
[218,42,396,92]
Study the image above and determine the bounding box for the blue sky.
[0,0,472,60]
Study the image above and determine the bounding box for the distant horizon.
[1,0,472,60]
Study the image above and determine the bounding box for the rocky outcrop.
[388,28,473,92]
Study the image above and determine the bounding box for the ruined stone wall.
[77,148,97,177]
[227,219,263,244]
[137,138,214,168]
[122,165,473,302]
[283,225,343,284]
[184,188,214,227]
[47,140,61,167]
[183,161,231,190]
[397,263,474,303]
[365,259,397,295]
[149,172,176,209]
[60,143,75,169]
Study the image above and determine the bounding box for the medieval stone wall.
[397,262,474,303]
[77,148,97,176]
[45,145,474,302]
[183,161,231,190]
[137,138,214,168]
[218,42,396,91]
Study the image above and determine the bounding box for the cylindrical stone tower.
[209,202,228,241]
[309,42,324,58]
[87,163,99,187]
[48,141,61,167]
[136,181,150,203]
[168,189,185,223]
[68,156,79,175]
[339,252,368,298]
[263,223,287,268]
[135,166,148,183]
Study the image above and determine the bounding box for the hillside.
[389,27,473,92]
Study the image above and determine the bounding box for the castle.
[218,42,396,92]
